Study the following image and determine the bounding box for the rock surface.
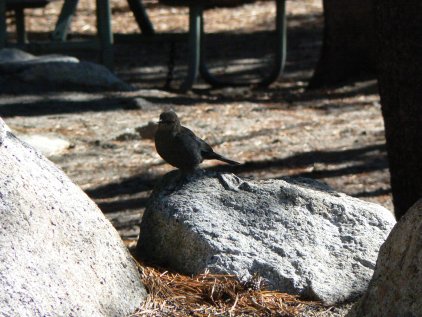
[0,48,132,92]
[0,48,79,72]
[136,171,395,305]
[347,199,422,317]
[0,118,146,316]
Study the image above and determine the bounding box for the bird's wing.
[179,126,197,139]
[179,127,215,154]
[198,138,214,154]
[178,127,240,165]
[175,127,204,153]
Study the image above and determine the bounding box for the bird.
[154,110,240,171]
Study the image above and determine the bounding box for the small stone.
[135,122,158,140]
[115,128,142,141]
[19,134,71,157]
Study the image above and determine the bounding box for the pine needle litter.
[130,261,321,317]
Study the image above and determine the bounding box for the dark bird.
[155,110,240,171]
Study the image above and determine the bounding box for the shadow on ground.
[86,143,389,214]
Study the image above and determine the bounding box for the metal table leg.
[96,0,114,69]
[15,8,27,44]
[259,0,286,86]
[0,0,6,47]
[127,0,154,35]
[51,0,79,41]
[199,0,286,87]
[180,4,203,91]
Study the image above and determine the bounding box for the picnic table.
[161,0,286,90]
[0,0,286,90]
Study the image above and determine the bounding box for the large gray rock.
[347,199,422,317]
[136,171,395,305]
[0,48,79,72]
[0,118,146,317]
[0,48,132,91]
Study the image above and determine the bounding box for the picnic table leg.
[0,0,6,47]
[199,0,286,87]
[180,4,203,91]
[51,0,79,41]
[259,0,286,86]
[15,8,27,45]
[96,0,114,69]
[127,0,154,35]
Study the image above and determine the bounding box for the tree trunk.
[308,0,376,89]
[375,2,422,219]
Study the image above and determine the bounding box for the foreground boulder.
[136,171,395,304]
[0,118,146,316]
[347,199,422,317]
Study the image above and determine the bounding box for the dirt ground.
[1,0,392,247]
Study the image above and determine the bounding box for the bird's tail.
[213,153,241,165]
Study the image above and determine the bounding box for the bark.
[308,0,376,89]
[375,1,422,219]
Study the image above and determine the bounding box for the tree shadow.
[85,171,157,199]
[355,188,390,198]
[97,197,150,213]
[0,94,152,117]
[217,143,387,175]
[87,143,388,214]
